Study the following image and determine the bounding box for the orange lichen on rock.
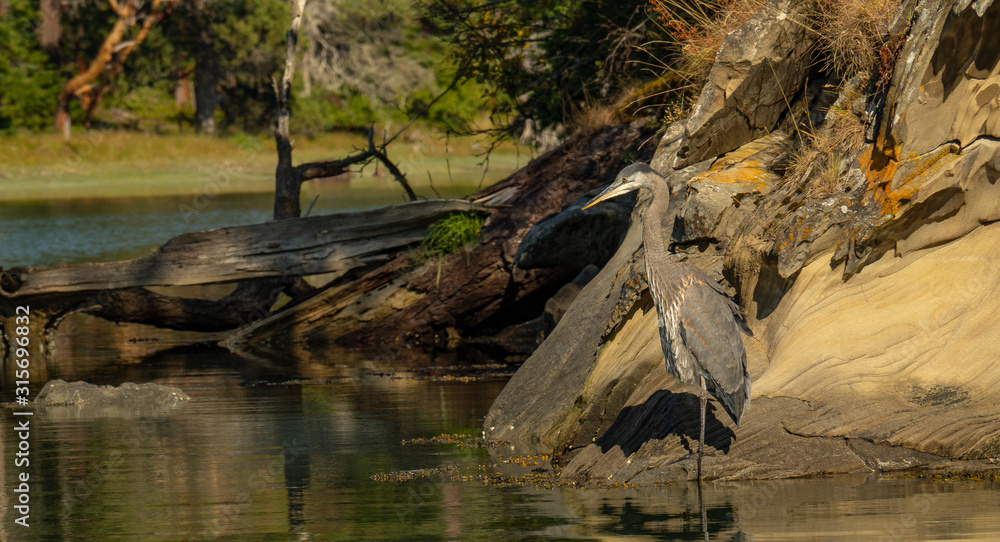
[858,145,901,215]
[858,141,960,217]
[693,158,774,192]
[688,132,789,194]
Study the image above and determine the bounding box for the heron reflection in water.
[583,162,751,481]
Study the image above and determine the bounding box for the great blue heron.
[583,162,751,480]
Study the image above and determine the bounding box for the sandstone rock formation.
[485,0,1000,481]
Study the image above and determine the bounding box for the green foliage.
[426,0,666,134]
[0,0,493,135]
[0,0,63,132]
[420,212,486,286]
[291,90,383,135]
[164,0,288,132]
[101,86,184,131]
[296,0,488,135]
[422,212,486,258]
[411,76,490,133]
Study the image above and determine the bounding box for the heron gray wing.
[687,266,753,337]
[676,276,751,425]
[649,267,686,383]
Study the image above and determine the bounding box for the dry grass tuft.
[815,0,902,79]
[569,74,694,136]
[787,93,868,197]
[569,101,625,136]
[648,0,769,83]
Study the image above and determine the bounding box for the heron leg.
[698,477,708,542]
[698,375,706,481]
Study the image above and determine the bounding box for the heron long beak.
[582,179,631,210]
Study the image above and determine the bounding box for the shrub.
[427,0,665,137]
[0,0,63,133]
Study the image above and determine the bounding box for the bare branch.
[295,150,376,181]
[373,150,418,201]
[366,126,418,201]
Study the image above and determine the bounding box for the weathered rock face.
[674,132,791,245]
[674,0,818,168]
[884,0,1000,157]
[837,0,1000,276]
[485,0,1000,481]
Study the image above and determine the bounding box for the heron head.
[582,162,665,210]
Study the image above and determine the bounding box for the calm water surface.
[2,189,1000,540]
[3,342,999,541]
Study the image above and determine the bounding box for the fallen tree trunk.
[0,199,481,299]
[86,280,291,332]
[230,117,659,354]
[0,199,481,358]
[342,118,659,346]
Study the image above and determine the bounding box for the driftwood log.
[2,116,657,366]
[0,199,482,364]
[0,199,481,299]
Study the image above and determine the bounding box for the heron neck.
[642,179,675,269]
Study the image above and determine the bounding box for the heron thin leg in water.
[698,478,709,542]
[699,375,707,480]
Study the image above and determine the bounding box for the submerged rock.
[35,379,190,418]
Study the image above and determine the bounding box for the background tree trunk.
[53,0,172,136]
[194,28,222,135]
[54,8,131,136]
[272,0,307,220]
[38,0,60,57]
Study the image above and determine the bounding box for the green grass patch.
[419,212,487,286]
